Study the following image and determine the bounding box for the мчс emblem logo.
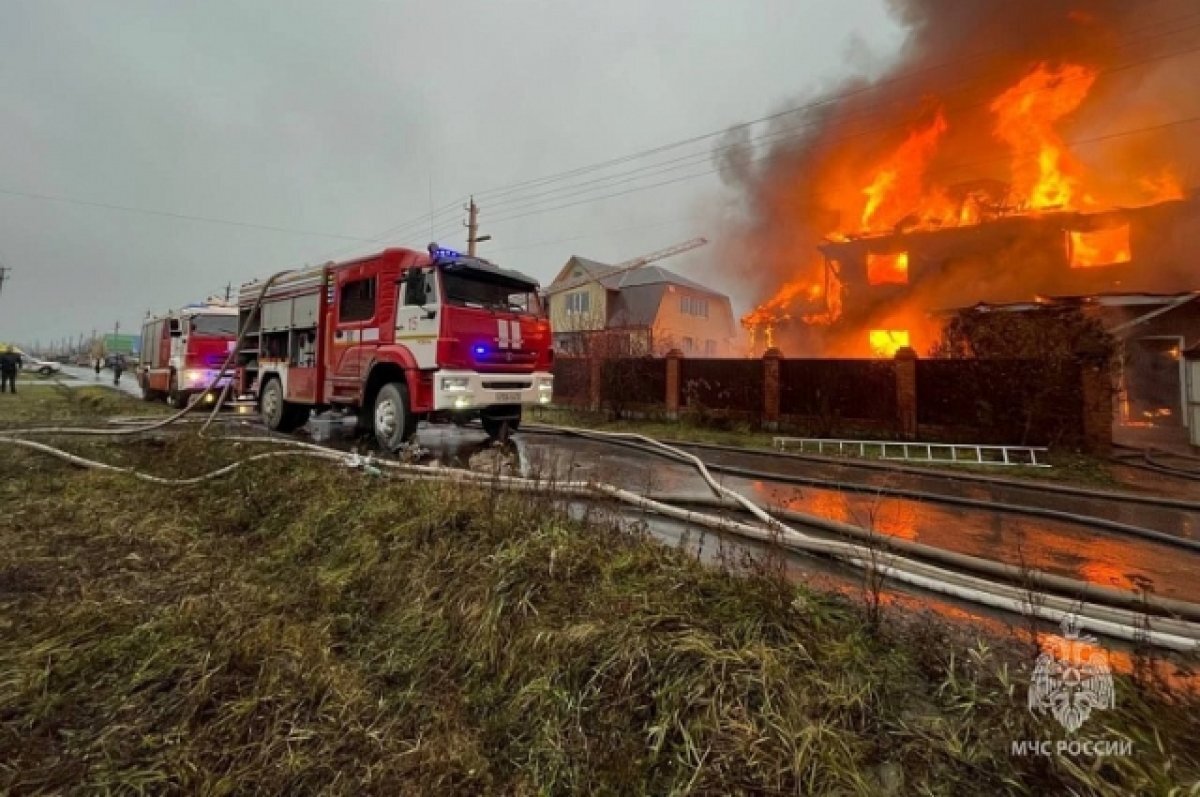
[1028,616,1115,733]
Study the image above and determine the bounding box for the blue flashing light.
[427,242,462,261]
[472,344,487,356]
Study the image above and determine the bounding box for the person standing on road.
[94,358,101,379]
[112,353,126,386]
[0,345,21,394]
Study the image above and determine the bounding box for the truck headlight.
[537,377,554,392]
[185,369,208,387]
[441,376,471,392]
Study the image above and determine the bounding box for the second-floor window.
[565,291,591,315]
[681,295,709,318]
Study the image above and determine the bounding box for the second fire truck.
[139,301,239,407]
[235,245,554,449]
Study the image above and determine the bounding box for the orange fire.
[1070,225,1131,268]
[860,112,948,230]
[867,252,909,285]
[741,53,1189,358]
[869,329,910,357]
[1141,169,1185,203]
[990,63,1097,210]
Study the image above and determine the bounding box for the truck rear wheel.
[373,382,417,451]
[140,374,157,402]
[482,411,521,441]
[261,377,309,432]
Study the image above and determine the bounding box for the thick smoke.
[719,0,1200,355]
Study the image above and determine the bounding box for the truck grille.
[482,380,532,390]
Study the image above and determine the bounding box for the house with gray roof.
[545,255,737,357]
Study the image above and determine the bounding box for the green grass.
[531,405,779,448]
[1,391,1198,793]
[0,381,168,428]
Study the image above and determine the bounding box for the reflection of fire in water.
[1070,225,1131,268]
[869,329,910,358]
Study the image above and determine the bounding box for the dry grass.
[1,389,1198,794]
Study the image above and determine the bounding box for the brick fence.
[551,346,1111,453]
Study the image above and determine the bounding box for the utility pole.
[0,266,10,299]
[224,282,232,302]
[465,196,491,256]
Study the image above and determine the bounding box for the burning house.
[729,0,1200,372]
[817,195,1200,356]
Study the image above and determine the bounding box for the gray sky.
[0,0,902,347]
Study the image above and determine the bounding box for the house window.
[340,277,377,322]
[565,291,591,315]
[680,295,709,317]
[682,336,694,353]
[704,340,717,356]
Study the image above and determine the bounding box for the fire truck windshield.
[442,269,541,314]
[189,314,238,337]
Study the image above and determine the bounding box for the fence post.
[665,348,682,420]
[762,347,782,430]
[894,346,918,439]
[1079,359,1113,456]
[588,355,602,412]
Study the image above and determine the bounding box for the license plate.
[495,391,521,403]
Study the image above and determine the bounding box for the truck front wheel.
[373,382,417,451]
[261,377,309,432]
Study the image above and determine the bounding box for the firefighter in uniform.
[0,345,21,394]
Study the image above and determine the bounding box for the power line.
[483,113,1200,229]
[477,17,1200,220]
[0,186,383,242]
[478,38,1200,227]
[462,0,1195,206]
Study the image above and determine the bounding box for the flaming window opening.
[1069,225,1131,269]
[869,329,910,358]
[867,252,909,285]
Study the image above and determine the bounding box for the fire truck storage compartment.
[141,318,168,369]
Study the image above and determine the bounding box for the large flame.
[740,51,1191,358]
[989,63,1097,210]
[860,112,948,230]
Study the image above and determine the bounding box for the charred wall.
[821,196,1200,335]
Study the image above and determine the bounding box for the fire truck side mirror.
[168,319,182,337]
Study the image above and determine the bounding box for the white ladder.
[772,437,1050,467]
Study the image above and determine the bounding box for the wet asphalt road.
[57,364,143,397]
[492,429,1200,604]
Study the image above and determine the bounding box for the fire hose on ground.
[521,425,1200,554]
[4,415,1200,651]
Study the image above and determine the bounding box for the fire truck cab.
[236,245,554,449]
[139,302,239,407]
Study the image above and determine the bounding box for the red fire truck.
[139,302,239,407]
[235,245,554,449]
